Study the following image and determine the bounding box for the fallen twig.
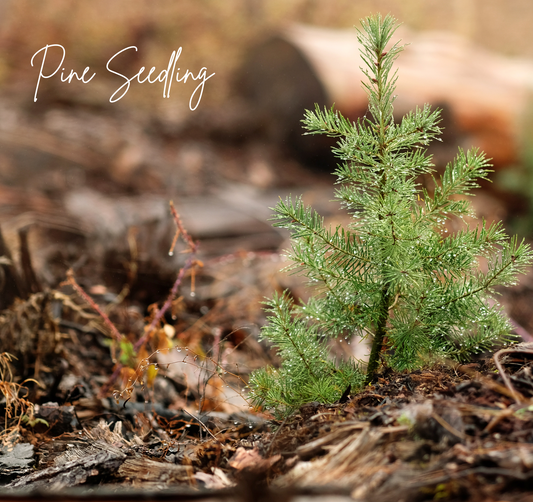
[493,344,533,405]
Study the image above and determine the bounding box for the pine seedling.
[248,13,533,418]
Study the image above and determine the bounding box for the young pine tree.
[249,14,533,418]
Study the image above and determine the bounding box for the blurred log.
[236,33,332,167]
[0,225,25,309]
[237,24,533,169]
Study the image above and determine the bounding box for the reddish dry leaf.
[229,447,281,473]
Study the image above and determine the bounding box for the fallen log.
[237,23,533,169]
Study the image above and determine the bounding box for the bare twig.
[493,345,533,405]
[169,201,197,254]
[451,360,527,403]
[62,269,123,350]
[182,409,218,441]
[430,411,465,440]
[267,416,289,457]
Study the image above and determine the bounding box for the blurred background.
[1,0,533,318]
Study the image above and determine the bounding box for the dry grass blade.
[0,352,39,440]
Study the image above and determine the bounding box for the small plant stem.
[182,409,218,441]
[134,202,200,351]
[364,31,395,386]
[134,254,195,352]
[63,269,123,356]
[365,285,391,384]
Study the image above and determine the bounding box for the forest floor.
[2,99,533,502]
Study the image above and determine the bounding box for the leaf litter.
[0,99,533,502]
